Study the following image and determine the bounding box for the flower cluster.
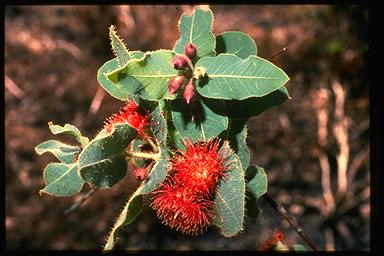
[168,43,198,104]
[104,100,149,135]
[150,139,230,235]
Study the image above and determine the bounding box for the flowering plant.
[35,6,289,250]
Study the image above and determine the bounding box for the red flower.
[150,179,214,235]
[150,138,231,235]
[104,100,149,135]
[172,139,230,196]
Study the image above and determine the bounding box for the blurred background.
[5,5,369,250]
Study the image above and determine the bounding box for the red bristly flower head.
[172,139,230,196]
[104,100,149,135]
[150,138,231,235]
[150,179,214,235]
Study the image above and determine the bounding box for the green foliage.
[213,143,245,237]
[36,6,290,250]
[40,163,84,196]
[195,54,289,100]
[173,8,215,61]
[171,97,228,143]
[107,50,179,101]
[216,31,258,58]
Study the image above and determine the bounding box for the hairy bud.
[169,76,185,95]
[184,43,197,59]
[172,54,190,70]
[183,78,195,104]
[134,168,148,181]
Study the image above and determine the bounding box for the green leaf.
[78,124,137,188]
[225,86,290,119]
[109,25,130,67]
[39,163,84,197]
[245,165,268,218]
[173,8,215,61]
[224,119,250,170]
[104,188,143,251]
[107,50,179,101]
[171,97,228,143]
[104,147,170,251]
[246,165,267,200]
[216,31,257,58]
[213,143,245,237]
[149,103,167,144]
[35,140,80,164]
[140,147,170,194]
[97,51,145,101]
[196,54,290,100]
[48,122,89,147]
[130,139,150,168]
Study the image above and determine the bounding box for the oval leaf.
[216,31,258,58]
[246,165,268,199]
[171,97,228,143]
[104,146,170,251]
[78,124,137,188]
[225,86,290,119]
[148,103,168,144]
[196,54,290,100]
[97,52,145,101]
[173,8,215,61]
[104,188,143,251]
[107,50,179,101]
[35,140,80,164]
[48,122,89,146]
[213,143,245,237]
[40,163,84,197]
[223,119,250,171]
[245,165,268,218]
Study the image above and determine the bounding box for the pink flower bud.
[172,54,190,70]
[184,43,197,59]
[134,168,148,181]
[169,76,185,95]
[183,79,195,104]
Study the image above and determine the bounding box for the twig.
[348,146,369,185]
[332,81,350,200]
[314,88,335,215]
[324,227,335,251]
[350,118,369,142]
[5,74,25,99]
[269,47,288,60]
[88,87,105,115]
[262,193,319,251]
[64,188,98,215]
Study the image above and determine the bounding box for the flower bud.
[172,54,190,70]
[134,168,148,181]
[184,43,197,59]
[169,76,185,95]
[183,78,195,104]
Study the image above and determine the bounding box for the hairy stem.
[262,193,319,251]
[127,151,160,161]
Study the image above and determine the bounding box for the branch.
[64,188,98,215]
[262,193,319,251]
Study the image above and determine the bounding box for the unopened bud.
[172,54,190,70]
[183,79,195,104]
[184,43,197,59]
[134,168,148,181]
[169,76,185,95]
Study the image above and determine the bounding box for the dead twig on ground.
[5,74,25,99]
